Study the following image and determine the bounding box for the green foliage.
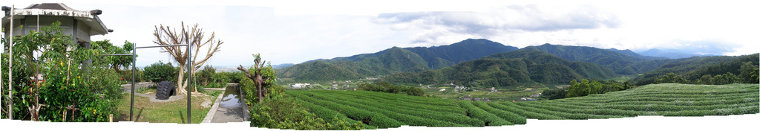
[739,61,759,83]
[196,66,229,88]
[217,71,244,83]
[288,90,477,128]
[243,63,361,129]
[90,40,135,72]
[197,65,216,86]
[358,82,425,96]
[656,71,743,85]
[283,83,757,129]
[277,39,518,82]
[655,73,688,83]
[565,79,632,98]
[143,61,177,82]
[523,43,667,75]
[630,54,758,85]
[459,101,512,126]
[712,72,740,85]
[249,95,362,129]
[383,50,618,87]
[1,21,122,121]
[541,88,567,100]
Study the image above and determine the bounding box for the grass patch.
[116,93,213,123]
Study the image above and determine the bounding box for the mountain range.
[277,39,518,82]
[277,38,753,88]
[381,49,617,87]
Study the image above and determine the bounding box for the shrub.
[541,89,567,100]
[143,61,177,82]
[250,95,363,129]
[197,65,216,86]
[358,82,425,96]
[1,22,122,121]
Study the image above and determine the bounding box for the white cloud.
[3,0,758,67]
[373,4,620,46]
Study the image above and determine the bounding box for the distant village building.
[3,3,112,48]
[290,83,311,88]
[454,85,467,91]
[520,97,537,101]
[530,93,542,98]
[490,87,497,92]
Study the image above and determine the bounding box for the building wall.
[3,15,92,44]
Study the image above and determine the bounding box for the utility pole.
[7,5,14,119]
[186,32,192,124]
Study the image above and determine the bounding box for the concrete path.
[202,86,247,123]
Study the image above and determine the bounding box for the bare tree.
[153,22,222,94]
[237,54,270,103]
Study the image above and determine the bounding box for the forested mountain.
[629,53,759,85]
[522,44,667,75]
[277,39,518,81]
[382,49,617,88]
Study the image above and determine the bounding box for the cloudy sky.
[4,0,759,67]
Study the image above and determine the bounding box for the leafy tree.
[358,82,425,96]
[90,40,135,73]
[566,79,589,97]
[655,73,687,83]
[541,88,567,100]
[2,21,122,121]
[713,72,740,85]
[143,61,177,82]
[403,86,425,96]
[739,62,759,83]
[197,65,216,86]
[238,53,275,103]
[565,79,632,98]
[630,54,758,85]
[698,75,714,85]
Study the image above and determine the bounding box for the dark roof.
[24,3,75,11]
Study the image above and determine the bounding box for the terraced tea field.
[286,83,759,128]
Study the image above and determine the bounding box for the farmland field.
[286,83,759,128]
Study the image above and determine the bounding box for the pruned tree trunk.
[236,54,270,103]
[153,22,223,94]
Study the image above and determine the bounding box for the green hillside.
[277,39,518,82]
[629,53,759,85]
[523,44,668,75]
[287,83,759,128]
[382,50,617,87]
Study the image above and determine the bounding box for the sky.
[3,0,759,67]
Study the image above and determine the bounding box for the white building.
[3,3,112,48]
[290,83,311,88]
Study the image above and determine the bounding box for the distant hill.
[522,44,667,75]
[382,49,618,87]
[636,48,719,59]
[272,63,295,69]
[629,53,759,85]
[277,39,518,82]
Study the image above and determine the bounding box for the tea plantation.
[286,83,759,128]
